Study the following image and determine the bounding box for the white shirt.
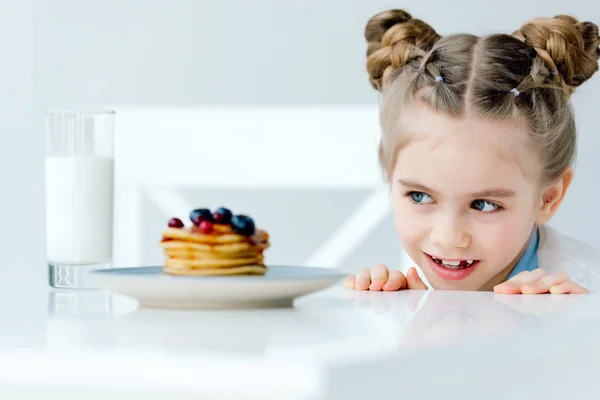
[537,224,600,293]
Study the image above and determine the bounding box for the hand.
[344,265,428,291]
[493,268,588,294]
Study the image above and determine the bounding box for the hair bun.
[513,15,600,89]
[365,9,440,90]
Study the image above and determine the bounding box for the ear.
[535,166,574,224]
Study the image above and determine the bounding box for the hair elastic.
[510,88,520,97]
[434,76,443,82]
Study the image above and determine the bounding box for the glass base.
[48,262,111,289]
[48,290,115,317]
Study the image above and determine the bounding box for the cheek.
[481,225,517,251]
[391,196,422,244]
[468,187,539,256]
[475,215,533,257]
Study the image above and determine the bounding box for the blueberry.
[213,207,233,224]
[190,208,213,225]
[231,215,255,236]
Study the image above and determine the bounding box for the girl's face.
[391,102,545,291]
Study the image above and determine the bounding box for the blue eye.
[471,199,499,213]
[409,191,433,204]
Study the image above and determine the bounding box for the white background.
[2,0,599,289]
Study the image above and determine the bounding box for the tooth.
[467,260,474,265]
[442,260,461,266]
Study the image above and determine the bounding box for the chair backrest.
[112,106,405,271]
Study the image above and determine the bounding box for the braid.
[512,15,600,98]
[365,10,440,90]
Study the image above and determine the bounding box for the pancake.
[160,239,270,254]
[163,249,261,260]
[165,255,264,269]
[164,264,267,276]
[160,209,270,276]
[162,227,248,245]
[162,225,270,245]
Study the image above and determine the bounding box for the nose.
[429,213,471,249]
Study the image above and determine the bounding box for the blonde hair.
[365,9,600,186]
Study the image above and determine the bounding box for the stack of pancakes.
[160,224,270,276]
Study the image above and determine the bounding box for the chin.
[428,279,481,291]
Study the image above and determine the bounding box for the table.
[0,285,599,399]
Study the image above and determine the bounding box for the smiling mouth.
[428,255,478,269]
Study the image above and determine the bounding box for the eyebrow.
[397,179,516,198]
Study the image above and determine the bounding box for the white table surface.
[0,284,599,399]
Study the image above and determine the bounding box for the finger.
[407,267,428,290]
[382,270,407,291]
[549,281,589,294]
[343,275,356,289]
[508,268,547,286]
[493,282,523,294]
[369,264,389,291]
[494,269,547,294]
[355,268,372,291]
[521,271,570,294]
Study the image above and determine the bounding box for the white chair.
[112,106,411,271]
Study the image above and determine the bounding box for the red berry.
[199,220,213,234]
[213,212,228,224]
[168,218,184,228]
[190,208,213,225]
[191,215,203,226]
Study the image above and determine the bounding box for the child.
[345,9,600,294]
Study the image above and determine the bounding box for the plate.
[89,265,347,309]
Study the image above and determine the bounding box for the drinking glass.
[45,110,115,288]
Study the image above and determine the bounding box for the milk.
[45,156,114,265]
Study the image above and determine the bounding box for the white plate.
[89,265,347,309]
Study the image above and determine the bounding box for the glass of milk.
[45,110,115,289]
